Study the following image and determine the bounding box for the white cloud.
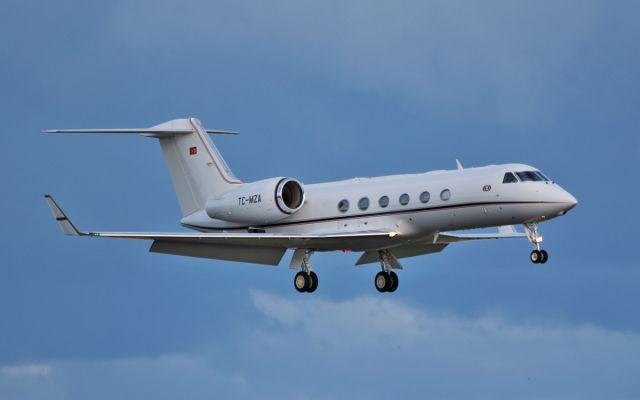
[1,363,51,378]
[1,293,639,399]
[249,291,640,399]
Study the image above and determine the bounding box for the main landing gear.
[524,222,549,264]
[294,270,318,293]
[293,250,318,293]
[375,250,399,293]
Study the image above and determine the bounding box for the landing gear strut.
[375,250,399,293]
[293,250,318,293]
[524,223,549,264]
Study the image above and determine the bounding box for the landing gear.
[529,249,549,264]
[308,271,318,292]
[388,271,399,292]
[293,250,318,293]
[524,223,549,264]
[294,270,318,293]
[375,251,399,293]
[540,250,548,263]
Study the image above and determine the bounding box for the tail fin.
[154,118,241,216]
[46,117,242,217]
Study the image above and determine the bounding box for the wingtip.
[44,195,83,236]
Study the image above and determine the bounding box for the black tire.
[388,271,399,292]
[539,250,548,264]
[375,271,388,293]
[307,271,318,293]
[530,250,541,264]
[294,271,309,293]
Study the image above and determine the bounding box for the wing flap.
[356,243,448,265]
[150,241,286,265]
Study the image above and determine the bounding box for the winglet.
[44,195,85,236]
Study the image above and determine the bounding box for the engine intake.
[276,178,305,214]
[205,177,305,224]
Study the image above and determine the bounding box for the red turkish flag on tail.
[189,146,197,155]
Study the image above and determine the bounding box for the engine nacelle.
[205,177,305,224]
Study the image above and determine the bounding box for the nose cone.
[560,190,578,214]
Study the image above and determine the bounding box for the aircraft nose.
[560,190,578,214]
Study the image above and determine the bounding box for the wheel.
[375,271,388,292]
[307,271,318,293]
[294,271,309,293]
[530,250,541,264]
[539,250,548,264]
[388,271,399,292]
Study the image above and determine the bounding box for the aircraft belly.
[410,203,554,231]
[184,203,554,247]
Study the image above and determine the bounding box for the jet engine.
[205,177,305,224]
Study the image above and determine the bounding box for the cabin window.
[379,196,389,208]
[516,171,544,182]
[337,199,349,213]
[420,191,430,203]
[503,172,518,183]
[358,197,370,211]
[399,193,410,206]
[440,189,451,201]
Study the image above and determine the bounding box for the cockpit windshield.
[503,172,518,183]
[516,171,549,182]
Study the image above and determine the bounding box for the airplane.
[45,118,577,293]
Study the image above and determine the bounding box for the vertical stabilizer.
[155,118,242,216]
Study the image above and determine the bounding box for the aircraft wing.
[437,225,526,243]
[45,195,399,265]
[355,226,526,266]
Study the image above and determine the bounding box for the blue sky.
[1,0,639,398]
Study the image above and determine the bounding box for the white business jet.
[45,118,577,293]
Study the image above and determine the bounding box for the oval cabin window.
[338,199,349,212]
[379,196,389,208]
[358,197,370,211]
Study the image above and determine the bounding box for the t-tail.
[45,118,242,217]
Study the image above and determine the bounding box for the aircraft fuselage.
[181,163,577,251]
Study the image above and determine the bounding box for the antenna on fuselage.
[456,159,464,170]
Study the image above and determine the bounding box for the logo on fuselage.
[482,185,492,192]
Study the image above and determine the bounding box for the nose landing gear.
[530,249,548,264]
[524,223,549,264]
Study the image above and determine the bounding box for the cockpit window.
[516,171,546,182]
[536,171,551,181]
[503,172,518,183]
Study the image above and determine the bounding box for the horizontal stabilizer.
[44,129,239,137]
